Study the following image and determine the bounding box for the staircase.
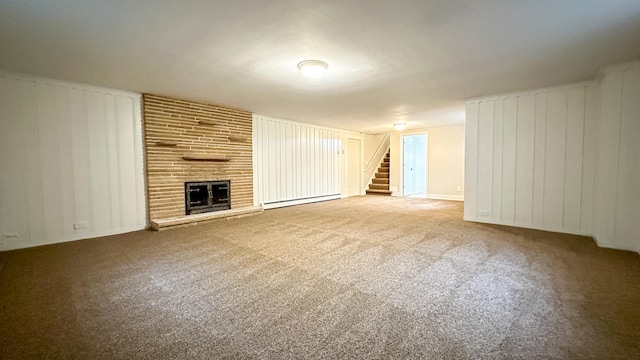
[365,150,392,196]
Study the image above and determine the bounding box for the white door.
[346,138,361,197]
[402,134,427,197]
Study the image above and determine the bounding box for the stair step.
[369,183,389,190]
[372,178,389,184]
[375,172,389,178]
[377,167,389,173]
[366,189,392,196]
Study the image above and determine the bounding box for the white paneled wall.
[465,82,597,236]
[593,63,640,252]
[253,115,361,209]
[0,72,146,251]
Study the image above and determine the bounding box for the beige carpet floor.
[1,196,639,359]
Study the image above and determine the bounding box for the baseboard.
[262,194,341,209]
[0,225,148,252]
[427,194,464,201]
[592,234,640,254]
[462,216,592,237]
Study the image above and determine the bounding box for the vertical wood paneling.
[68,88,92,236]
[0,78,28,248]
[86,91,112,232]
[105,94,122,229]
[501,97,518,223]
[543,91,567,229]
[581,86,599,233]
[614,68,640,250]
[463,103,478,218]
[563,88,585,232]
[594,73,622,244]
[253,115,352,207]
[131,98,145,226]
[0,72,146,251]
[491,99,504,222]
[515,94,535,225]
[20,81,45,245]
[477,101,494,216]
[37,83,65,242]
[466,82,596,237]
[116,96,138,228]
[54,86,75,239]
[466,61,640,251]
[593,64,640,252]
[532,93,547,227]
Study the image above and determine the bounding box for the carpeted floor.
[1,196,639,359]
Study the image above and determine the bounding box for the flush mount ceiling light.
[393,123,407,130]
[297,60,328,78]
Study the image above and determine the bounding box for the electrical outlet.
[456,186,462,192]
[478,210,489,217]
[74,221,88,230]
[2,232,18,238]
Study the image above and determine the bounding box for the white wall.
[252,114,363,209]
[0,72,146,251]
[464,82,597,235]
[389,125,465,200]
[593,62,640,252]
[363,133,387,166]
[465,60,640,253]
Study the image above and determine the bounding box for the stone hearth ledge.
[150,206,263,231]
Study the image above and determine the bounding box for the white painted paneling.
[594,72,622,247]
[491,99,504,222]
[476,101,493,218]
[580,86,599,233]
[563,87,585,232]
[465,82,594,236]
[0,72,146,251]
[501,97,518,223]
[543,91,567,230]
[532,93,547,227]
[594,63,640,252]
[466,61,640,253]
[463,103,478,219]
[614,68,640,251]
[515,94,535,225]
[252,114,360,208]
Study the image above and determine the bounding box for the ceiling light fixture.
[297,60,328,78]
[393,123,407,131]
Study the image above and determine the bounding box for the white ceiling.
[1,1,639,133]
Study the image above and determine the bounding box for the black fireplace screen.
[185,180,230,215]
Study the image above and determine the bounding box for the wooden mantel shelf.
[182,154,230,162]
[150,206,263,230]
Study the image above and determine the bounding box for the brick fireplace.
[142,94,258,228]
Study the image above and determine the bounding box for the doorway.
[402,133,427,197]
[346,138,361,197]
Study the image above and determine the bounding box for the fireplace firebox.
[185,180,230,215]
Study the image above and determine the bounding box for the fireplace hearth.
[185,180,230,215]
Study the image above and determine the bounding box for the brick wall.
[142,94,253,220]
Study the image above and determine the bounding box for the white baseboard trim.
[0,225,148,252]
[462,216,592,237]
[592,235,640,254]
[263,194,341,210]
[427,194,464,201]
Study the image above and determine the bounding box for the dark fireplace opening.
[185,180,230,215]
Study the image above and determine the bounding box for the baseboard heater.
[262,194,341,210]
